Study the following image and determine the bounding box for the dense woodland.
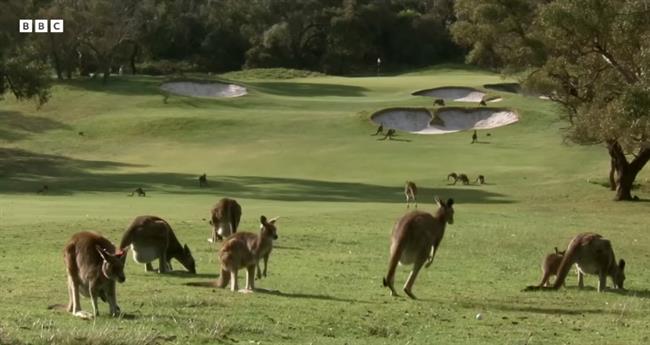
[1,0,649,201]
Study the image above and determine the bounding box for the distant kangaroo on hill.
[475,175,485,185]
[209,198,242,242]
[383,197,455,299]
[64,231,127,319]
[216,215,279,292]
[448,173,469,185]
[525,233,626,292]
[404,181,417,209]
[128,187,146,197]
[198,174,208,187]
[120,215,196,274]
[537,247,565,287]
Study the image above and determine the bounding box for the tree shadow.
[0,111,71,142]
[0,149,514,204]
[250,82,368,97]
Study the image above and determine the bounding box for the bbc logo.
[19,19,64,33]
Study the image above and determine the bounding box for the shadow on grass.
[1,149,514,204]
[59,76,163,97]
[609,288,650,299]
[490,304,613,315]
[0,111,71,142]
[254,288,370,303]
[250,82,367,97]
[168,271,218,279]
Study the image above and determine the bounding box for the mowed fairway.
[1,66,649,345]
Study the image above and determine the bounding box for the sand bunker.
[160,81,247,98]
[412,87,486,102]
[371,107,518,135]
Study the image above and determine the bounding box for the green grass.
[1,65,649,345]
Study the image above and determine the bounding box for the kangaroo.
[525,233,626,292]
[380,129,396,140]
[433,99,445,106]
[404,181,417,209]
[128,187,146,197]
[198,174,208,188]
[37,185,49,194]
[119,215,196,274]
[383,197,455,299]
[373,123,384,136]
[216,215,279,292]
[475,175,485,185]
[479,100,487,106]
[471,130,478,144]
[209,198,242,242]
[537,247,566,287]
[449,173,469,185]
[63,231,127,319]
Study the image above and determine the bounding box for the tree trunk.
[130,44,138,75]
[49,34,63,80]
[608,158,617,191]
[607,140,650,201]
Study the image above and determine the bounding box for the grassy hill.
[0,66,648,345]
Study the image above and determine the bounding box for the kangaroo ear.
[554,247,559,254]
[184,244,191,253]
[434,196,442,207]
[268,216,280,224]
[619,259,626,270]
[96,245,109,260]
[446,198,454,207]
[260,215,267,224]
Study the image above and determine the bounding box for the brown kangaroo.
[537,247,565,287]
[383,197,455,299]
[64,231,127,319]
[474,175,485,185]
[128,187,146,197]
[198,173,208,187]
[404,181,418,209]
[120,215,196,274]
[209,198,242,242]
[525,233,626,292]
[216,215,279,292]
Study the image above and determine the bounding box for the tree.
[0,0,51,105]
[452,0,650,201]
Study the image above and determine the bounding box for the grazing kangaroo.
[37,185,49,194]
[128,187,146,197]
[383,197,455,299]
[209,198,242,242]
[380,129,396,140]
[198,173,208,187]
[373,123,384,136]
[433,99,445,106]
[404,181,418,209]
[537,247,566,287]
[449,173,469,185]
[475,175,485,185]
[216,215,279,292]
[64,231,127,319]
[525,233,626,292]
[119,215,196,274]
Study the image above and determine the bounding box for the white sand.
[160,82,247,98]
[413,87,486,102]
[371,108,519,135]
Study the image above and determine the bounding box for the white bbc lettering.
[19,19,64,33]
[50,19,64,33]
[35,19,48,33]
[19,19,33,33]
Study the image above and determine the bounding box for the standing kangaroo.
[216,215,279,292]
[525,233,626,292]
[404,181,418,208]
[119,215,196,274]
[198,174,208,187]
[209,198,242,242]
[474,175,485,185]
[537,247,565,287]
[383,197,455,299]
[64,231,127,319]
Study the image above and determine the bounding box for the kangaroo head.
[434,197,455,225]
[554,247,566,256]
[179,244,196,274]
[260,215,279,240]
[96,245,127,283]
[613,259,626,289]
